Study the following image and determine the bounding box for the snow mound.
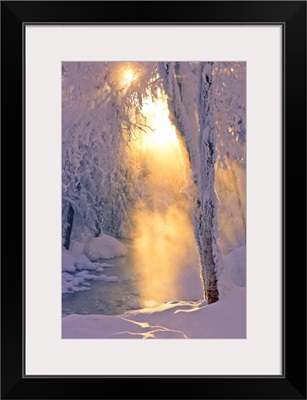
[75,270,108,281]
[74,253,97,271]
[62,272,74,282]
[62,287,246,339]
[225,245,246,287]
[71,241,85,254]
[62,247,97,272]
[62,248,119,294]
[84,233,127,261]
[100,263,114,268]
[105,276,118,283]
[62,249,77,272]
[62,273,92,294]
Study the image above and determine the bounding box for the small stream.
[62,244,141,316]
[62,241,203,317]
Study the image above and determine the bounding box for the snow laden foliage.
[62,62,160,245]
[62,61,246,302]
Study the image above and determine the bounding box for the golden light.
[143,299,158,308]
[123,69,135,86]
[132,202,196,307]
[127,88,197,307]
[138,94,179,149]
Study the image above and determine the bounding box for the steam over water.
[63,91,204,316]
[130,91,203,307]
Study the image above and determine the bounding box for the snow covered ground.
[62,286,245,339]
[62,242,246,338]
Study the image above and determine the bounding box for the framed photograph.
[1,1,306,399]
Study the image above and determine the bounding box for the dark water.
[62,241,203,317]
[62,244,142,316]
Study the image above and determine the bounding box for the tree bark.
[159,61,219,304]
[63,203,75,250]
[193,201,219,304]
[196,62,219,304]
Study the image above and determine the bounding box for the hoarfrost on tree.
[62,61,246,302]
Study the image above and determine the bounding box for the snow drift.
[62,233,125,294]
[84,233,127,261]
[62,286,246,339]
[62,246,246,337]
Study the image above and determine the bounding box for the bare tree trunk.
[63,203,75,250]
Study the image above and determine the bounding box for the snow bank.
[62,271,91,295]
[62,250,77,272]
[225,245,246,287]
[62,247,97,272]
[62,247,118,294]
[62,286,246,338]
[84,233,127,261]
[217,244,246,296]
[62,270,111,295]
[71,241,85,254]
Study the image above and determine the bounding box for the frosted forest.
[62,62,246,339]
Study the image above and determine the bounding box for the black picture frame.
[1,1,306,399]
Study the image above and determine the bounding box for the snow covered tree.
[213,62,246,249]
[195,62,220,303]
[62,61,245,304]
[159,62,220,303]
[62,62,160,246]
[158,61,245,303]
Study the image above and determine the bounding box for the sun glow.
[123,69,135,86]
[133,201,197,307]
[128,89,199,307]
[136,94,179,150]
